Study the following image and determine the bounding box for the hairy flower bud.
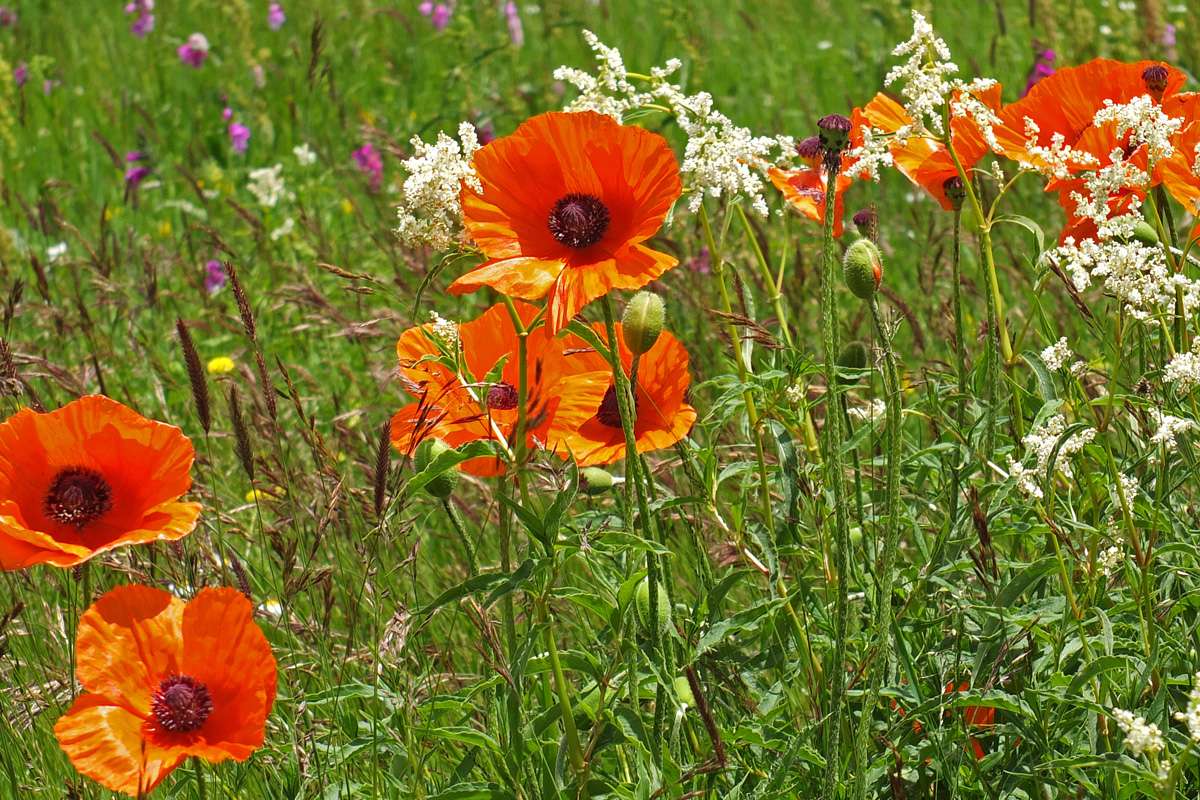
[634,576,671,635]
[852,207,877,239]
[943,176,966,210]
[580,466,614,495]
[837,341,870,383]
[622,291,665,356]
[843,239,883,299]
[413,438,458,499]
[817,113,852,154]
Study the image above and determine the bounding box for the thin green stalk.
[442,499,477,575]
[737,203,794,347]
[950,207,968,426]
[820,152,851,798]
[852,295,903,798]
[542,602,586,772]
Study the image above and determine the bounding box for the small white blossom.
[848,399,887,426]
[785,381,805,407]
[1112,708,1164,757]
[844,126,894,182]
[428,311,460,349]
[1164,343,1200,392]
[1092,95,1181,165]
[1040,337,1074,371]
[46,242,67,263]
[1096,545,1122,577]
[1007,414,1095,498]
[1149,409,1195,451]
[246,164,292,208]
[884,11,958,136]
[292,143,317,166]
[1173,672,1200,743]
[1018,117,1099,179]
[269,217,295,241]
[949,78,1002,151]
[394,122,481,251]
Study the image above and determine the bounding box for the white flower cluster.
[884,11,958,136]
[785,381,805,407]
[1018,118,1099,180]
[844,126,895,182]
[949,78,1002,151]
[428,311,460,350]
[1174,673,1200,743]
[1112,708,1165,757]
[394,122,481,251]
[1096,544,1122,577]
[1006,414,1095,499]
[553,31,794,216]
[1149,409,1196,451]
[552,30,659,120]
[1092,95,1181,165]
[1052,232,1198,321]
[1164,342,1200,392]
[246,164,292,209]
[1040,337,1073,371]
[293,143,317,166]
[269,217,294,241]
[848,398,887,426]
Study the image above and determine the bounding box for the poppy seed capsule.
[1142,64,1169,96]
[580,466,614,495]
[795,135,823,161]
[843,239,883,299]
[622,291,665,356]
[817,113,852,153]
[413,438,458,499]
[634,576,671,636]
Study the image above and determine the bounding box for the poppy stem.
[852,295,903,799]
[819,151,851,799]
[736,203,794,347]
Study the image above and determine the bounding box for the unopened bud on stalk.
[674,675,697,708]
[1133,220,1159,246]
[817,113,852,154]
[843,239,882,299]
[943,176,966,210]
[634,576,671,636]
[837,341,870,382]
[622,291,665,356]
[414,438,458,499]
[580,466,614,495]
[852,207,877,239]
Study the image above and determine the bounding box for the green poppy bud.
[634,576,671,636]
[622,291,666,356]
[837,340,870,383]
[414,438,458,499]
[580,466,614,495]
[1133,220,1159,246]
[843,239,882,299]
[674,675,697,709]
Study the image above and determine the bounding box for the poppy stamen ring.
[548,193,610,249]
[44,467,113,529]
[152,674,213,733]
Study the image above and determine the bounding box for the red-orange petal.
[55,694,184,797]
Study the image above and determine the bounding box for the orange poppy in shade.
[995,59,1187,174]
[557,322,696,466]
[54,585,276,797]
[0,395,200,570]
[390,302,607,476]
[448,111,682,333]
[768,165,853,236]
[857,84,1004,210]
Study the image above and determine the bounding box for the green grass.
[2,0,1200,798]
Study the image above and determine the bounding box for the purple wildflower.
[1163,24,1176,49]
[504,2,523,46]
[178,33,209,68]
[352,143,383,192]
[431,3,452,30]
[43,78,59,96]
[228,121,251,154]
[268,2,285,30]
[125,0,154,37]
[1021,48,1056,97]
[686,247,711,275]
[204,260,227,294]
[0,7,17,28]
[13,61,26,87]
[222,106,233,121]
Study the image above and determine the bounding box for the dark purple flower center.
[152,674,213,734]
[487,381,519,410]
[1142,65,1168,94]
[44,467,112,529]
[596,385,637,429]
[548,193,610,249]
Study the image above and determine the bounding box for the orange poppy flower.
[390,302,608,476]
[1048,118,1151,243]
[0,395,200,570]
[557,322,696,466]
[1159,93,1200,219]
[55,585,276,796]
[857,84,1003,210]
[996,59,1187,174]
[448,111,682,333]
[768,165,853,236]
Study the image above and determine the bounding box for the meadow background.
[1,0,1199,798]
